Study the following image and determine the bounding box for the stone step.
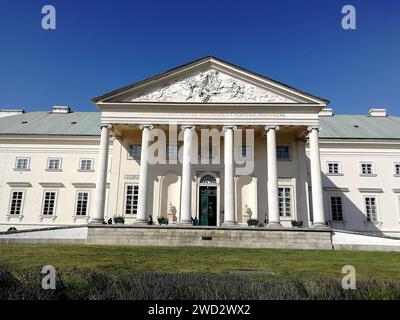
[86,226,333,250]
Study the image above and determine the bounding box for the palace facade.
[1,57,399,237]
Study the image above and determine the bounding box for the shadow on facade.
[321,173,383,235]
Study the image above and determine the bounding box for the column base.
[134,219,148,226]
[178,220,192,225]
[311,222,329,229]
[89,218,104,225]
[222,221,237,227]
[266,222,282,228]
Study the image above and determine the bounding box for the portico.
[90,56,329,228]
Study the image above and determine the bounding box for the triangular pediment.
[93,57,328,105]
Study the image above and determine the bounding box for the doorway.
[199,186,217,226]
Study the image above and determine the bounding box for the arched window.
[200,175,217,184]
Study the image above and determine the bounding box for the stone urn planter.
[247,219,259,227]
[158,216,169,225]
[291,220,303,228]
[113,217,125,225]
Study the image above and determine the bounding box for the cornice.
[0,135,100,142]
[99,101,323,110]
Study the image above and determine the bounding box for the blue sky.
[0,0,399,115]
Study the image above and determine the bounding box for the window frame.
[14,157,30,171]
[359,161,375,176]
[240,145,253,159]
[166,144,179,161]
[79,158,94,171]
[394,162,400,176]
[8,189,25,216]
[127,144,142,160]
[326,161,342,175]
[40,190,58,218]
[46,157,62,171]
[363,195,380,224]
[329,195,344,222]
[278,185,293,218]
[74,191,90,217]
[397,194,400,222]
[276,145,291,161]
[124,184,139,216]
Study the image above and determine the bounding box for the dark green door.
[199,186,217,226]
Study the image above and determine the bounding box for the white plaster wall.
[316,141,400,236]
[333,231,400,249]
[1,130,399,237]
[0,227,88,239]
[0,136,111,228]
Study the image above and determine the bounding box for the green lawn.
[1,244,399,281]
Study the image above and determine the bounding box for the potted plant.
[291,220,303,228]
[157,216,169,225]
[247,218,259,227]
[113,216,125,225]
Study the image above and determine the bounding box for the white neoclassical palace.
[1,57,400,237]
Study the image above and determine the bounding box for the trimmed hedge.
[1,265,399,300]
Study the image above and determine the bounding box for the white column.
[180,125,195,224]
[308,126,326,227]
[136,124,153,224]
[223,125,236,226]
[91,125,110,224]
[266,126,281,227]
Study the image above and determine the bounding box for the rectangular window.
[327,162,340,174]
[277,146,290,161]
[128,144,141,159]
[9,191,24,215]
[15,157,29,170]
[360,162,374,175]
[42,191,57,216]
[47,158,61,170]
[125,185,139,215]
[166,144,178,161]
[395,163,400,175]
[330,196,343,221]
[278,187,292,217]
[75,192,89,216]
[79,159,93,171]
[364,196,378,223]
[240,145,252,158]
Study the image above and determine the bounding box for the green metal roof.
[0,112,101,136]
[319,115,400,139]
[0,111,399,140]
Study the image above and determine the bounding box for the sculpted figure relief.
[129,70,297,103]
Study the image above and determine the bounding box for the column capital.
[139,124,153,130]
[265,125,280,132]
[307,125,320,132]
[181,124,195,130]
[222,125,237,131]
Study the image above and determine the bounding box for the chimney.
[319,108,334,117]
[368,108,387,117]
[52,105,71,114]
